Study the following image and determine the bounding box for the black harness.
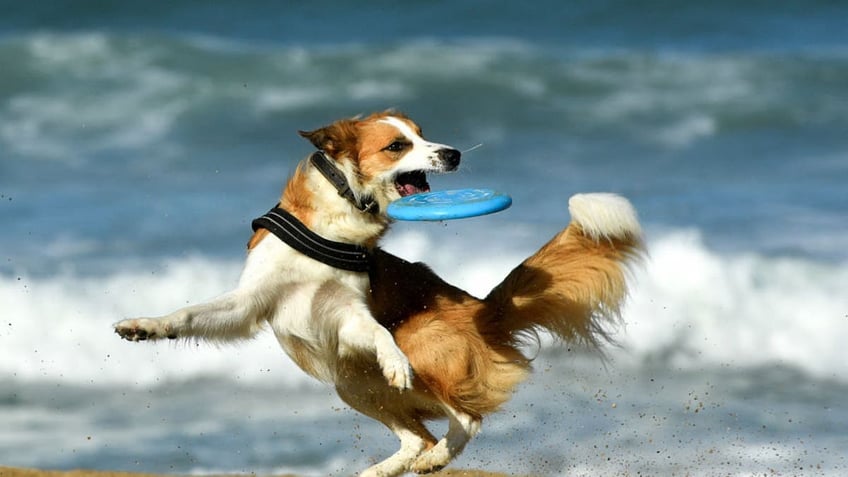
[250,151,376,273]
[251,207,371,272]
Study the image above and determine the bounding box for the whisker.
[462,143,484,154]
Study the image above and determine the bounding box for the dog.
[114,110,459,413]
[114,111,645,476]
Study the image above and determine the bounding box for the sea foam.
[2,227,846,386]
[0,256,312,388]
[619,229,848,381]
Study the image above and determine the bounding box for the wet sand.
[0,467,517,477]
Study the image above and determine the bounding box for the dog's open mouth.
[394,171,430,197]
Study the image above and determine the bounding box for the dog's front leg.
[114,289,266,342]
[339,310,413,391]
[115,247,281,342]
[317,284,413,390]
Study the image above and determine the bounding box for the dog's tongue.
[397,183,421,196]
[395,171,430,197]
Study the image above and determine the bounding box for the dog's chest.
[245,237,371,381]
[277,333,336,382]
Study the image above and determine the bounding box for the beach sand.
[0,467,517,477]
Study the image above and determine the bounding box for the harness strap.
[309,151,379,214]
[251,207,371,273]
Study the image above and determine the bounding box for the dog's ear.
[298,120,358,157]
[298,128,331,150]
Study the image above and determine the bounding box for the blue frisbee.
[387,188,512,221]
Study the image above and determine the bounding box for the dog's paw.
[377,347,414,391]
[114,318,176,342]
[409,447,450,474]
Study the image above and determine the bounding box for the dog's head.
[298,111,461,212]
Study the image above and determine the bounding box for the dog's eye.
[384,141,407,152]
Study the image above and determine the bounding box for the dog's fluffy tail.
[484,193,645,348]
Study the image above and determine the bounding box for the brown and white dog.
[114,111,645,476]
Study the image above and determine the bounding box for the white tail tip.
[568,193,642,240]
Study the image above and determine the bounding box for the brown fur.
[298,111,422,184]
[361,218,644,428]
[246,228,268,250]
[280,162,315,225]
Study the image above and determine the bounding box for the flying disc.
[387,188,512,221]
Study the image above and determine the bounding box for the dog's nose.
[439,148,461,171]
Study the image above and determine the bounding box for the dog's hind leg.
[359,424,432,477]
[409,405,481,474]
[334,363,438,476]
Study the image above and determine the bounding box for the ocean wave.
[0,256,316,388]
[4,31,847,168]
[2,227,846,386]
[0,32,191,165]
[620,229,848,381]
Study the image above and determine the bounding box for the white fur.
[378,116,455,177]
[568,192,642,240]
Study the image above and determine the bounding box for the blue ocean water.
[2,1,847,475]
